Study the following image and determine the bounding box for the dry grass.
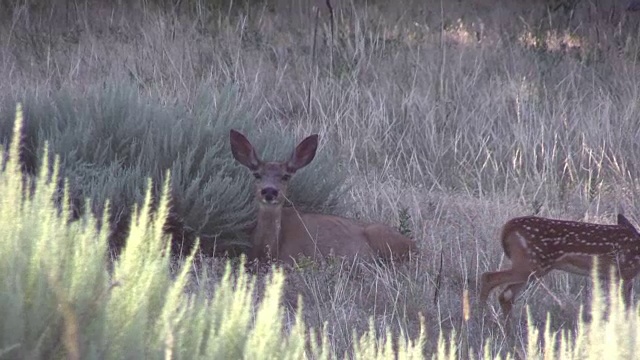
[3,0,640,357]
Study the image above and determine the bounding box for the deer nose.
[261,187,279,202]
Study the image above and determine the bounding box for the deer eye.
[253,173,262,179]
[281,174,291,181]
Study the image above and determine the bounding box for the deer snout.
[260,187,279,203]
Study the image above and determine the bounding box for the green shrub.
[0,85,348,255]
[0,102,427,359]
[4,100,640,360]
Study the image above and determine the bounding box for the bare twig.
[433,250,444,304]
[307,6,321,114]
[326,0,334,75]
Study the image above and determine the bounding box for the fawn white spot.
[515,231,528,248]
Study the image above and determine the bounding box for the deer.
[229,129,417,266]
[480,214,640,320]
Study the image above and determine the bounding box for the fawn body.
[230,129,416,265]
[480,214,640,318]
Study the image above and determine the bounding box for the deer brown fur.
[229,129,416,265]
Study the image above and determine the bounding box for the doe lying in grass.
[229,129,417,266]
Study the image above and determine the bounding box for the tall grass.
[0,103,428,359]
[3,103,640,358]
[3,0,640,357]
[0,86,349,255]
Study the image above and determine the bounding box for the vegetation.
[2,0,640,358]
[1,103,640,359]
[0,87,348,255]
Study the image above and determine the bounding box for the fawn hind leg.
[480,267,535,320]
[480,270,528,304]
[498,282,527,319]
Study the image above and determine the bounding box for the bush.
[0,103,428,359]
[4,101,640,360]
[0,85,348,255]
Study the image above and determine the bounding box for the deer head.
[229,129,318,207]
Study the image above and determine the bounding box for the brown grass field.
[3,0,640,357]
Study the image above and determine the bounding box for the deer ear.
[230,129,261,170]
[287,134,318,172]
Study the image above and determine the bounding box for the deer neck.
[254,204,283,259]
